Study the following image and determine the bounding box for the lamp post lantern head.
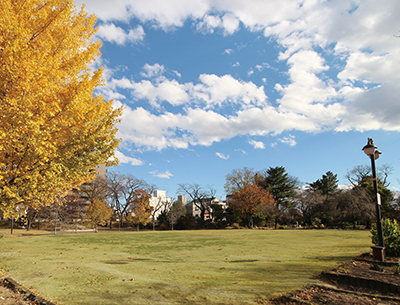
[362,138,381,159]
[362,138,376,155]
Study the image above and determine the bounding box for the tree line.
[4,163,398,232]
[223,165,397,230]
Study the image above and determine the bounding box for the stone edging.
[321,270,400,294]
[279,284,400,304]
[1,277,55,305]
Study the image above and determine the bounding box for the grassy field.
[0,229,371,304]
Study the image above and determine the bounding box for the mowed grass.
[0,229,371,304]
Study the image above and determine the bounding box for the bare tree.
[335,187,375,228]
[177,183,216,222]
[168,201,186,230]
[107,171,149,226]
[150,195,171,231]
[224,167,255,195]
[293,188,325,226]
[79,176,108,204]
[346,164,393,187]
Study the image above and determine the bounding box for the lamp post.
[362,138,385,261]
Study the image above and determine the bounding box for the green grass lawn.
[0,229,371,304]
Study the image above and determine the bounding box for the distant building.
[94,164,107,180]
[185,197,227,221]
[149,190,171,220]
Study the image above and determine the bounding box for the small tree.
[168,201,186,230]
[230,182,275,228]
[85,199,112,231]
[127,189,153,231]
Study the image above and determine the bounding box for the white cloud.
[224,49,234,55]
[235,149,247,155]
[141,63,165,78]
[80,0,400,150]
[275,50,343,128]
[216,152,229,160]
[114,150,143,166]
[193,74,267,108]
[150,170,174,179]
[196,13,239,35]
[278,135,296,147]
[248,139,265,149]
[96,24,145,45]
[109,71,267,109]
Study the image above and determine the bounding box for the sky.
[74,0,400,200]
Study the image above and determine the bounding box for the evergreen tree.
[258,166,297,209]
[309,171,339,200]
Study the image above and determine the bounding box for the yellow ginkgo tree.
[0,0,122,216]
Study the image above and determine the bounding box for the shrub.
[371,218,400,257]
[175,215,198,230]
[232,223,240,229]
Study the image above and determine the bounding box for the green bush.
[371,218,400,257]
[232,223,240,229]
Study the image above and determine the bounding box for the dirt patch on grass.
[270,255,400,304]
[0,278,54,305]
[271,284,400,304]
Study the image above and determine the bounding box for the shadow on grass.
[228,259,259,263]
[311,254,357,264]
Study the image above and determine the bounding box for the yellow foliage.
[85,199,112,228]
[126,189,153,228]
[0,0,122,214]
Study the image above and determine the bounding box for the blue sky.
[75,0,400,200]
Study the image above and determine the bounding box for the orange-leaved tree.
[85,199,113,231]
[230,182,276,228]
[127,189,153,231]
[0,0,122,217]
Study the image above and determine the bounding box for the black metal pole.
[370,152,385,248]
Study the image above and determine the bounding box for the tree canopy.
[230,182,275,228]
[0,0,122,216]
[224,167,255,195]
[308,171,339,197]
[127,189,153,231]
[257,166,297,209]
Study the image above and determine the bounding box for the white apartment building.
[149,190,172,220]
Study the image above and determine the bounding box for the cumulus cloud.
[108,67,267,109]
[278,135,296,147]
[141,63,165,78]
[96,24,145,45]
[248,140,265,149]
[150,170,174,179]
[78,0,400,151]
[114,150,143,166]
